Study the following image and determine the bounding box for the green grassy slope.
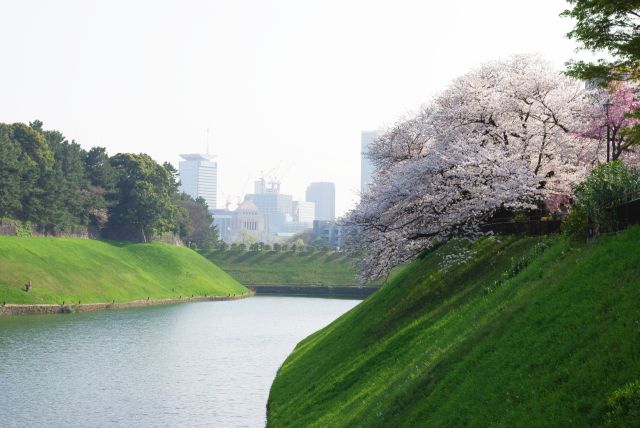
[0,236,248,304]
[267,228,640,427]
[200,249,362,286]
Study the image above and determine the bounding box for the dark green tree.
[0,124,28,218]
[40,128,90,229]
[176,193,219,249]
[10,123,54,223]
[107,153,180,242]
[85,147,117,192]
[1,121,92,230]
[84,147,117,229]
[163,162,193,242]
[163,162,181,192]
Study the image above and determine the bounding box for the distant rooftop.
[237,198,259,212]
[179,153,216,161]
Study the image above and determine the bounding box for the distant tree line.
[0,121,218,247]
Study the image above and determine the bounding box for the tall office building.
[178,154,218,209]
[361,131,377,193]
[305,182,335,221]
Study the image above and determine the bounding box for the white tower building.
[178,153,218,209]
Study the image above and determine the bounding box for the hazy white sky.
[0,0,581,215]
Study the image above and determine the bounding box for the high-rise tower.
[361,131,377,193]
[305,182,335,221]
[178,153,218,209]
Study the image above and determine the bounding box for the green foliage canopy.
[107,153,181,242]
[563,0,640,82]
[0,121,219,245]
[175,193,219,249]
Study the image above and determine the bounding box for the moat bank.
[200,249,364,286]
[0,293,253,316]
[0,236,247,305]
[267,228,640,427]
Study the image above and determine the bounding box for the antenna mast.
[206,128,210,156]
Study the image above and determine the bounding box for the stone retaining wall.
[0,293,254,316]
[245,284,378,299]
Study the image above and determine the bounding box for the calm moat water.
[0,296,360,427]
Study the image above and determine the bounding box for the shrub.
[513,212,529,223]
[565,161,640,239]
[562,207,590,241]
[0,218,33,237]
[16,221,33,237]
[604,380,640,427]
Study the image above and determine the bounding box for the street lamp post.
[604,100,613,162]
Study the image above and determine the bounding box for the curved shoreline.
[244,284,378,299]
[0,292,255,316]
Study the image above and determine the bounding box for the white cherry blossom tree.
[345,55,593,281]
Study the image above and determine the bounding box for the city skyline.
[209,176,332,243]
[0,0,583,217]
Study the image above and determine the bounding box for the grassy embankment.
[201,249,362,286]
[268,227,640,427]
[0,236,248,305]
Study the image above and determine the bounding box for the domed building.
[231,198,265,242]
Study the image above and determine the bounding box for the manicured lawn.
[200,249,362,286]
[0,236,248,304]
[267,228,640,427]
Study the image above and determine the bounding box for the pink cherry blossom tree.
[579,82,640,163]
